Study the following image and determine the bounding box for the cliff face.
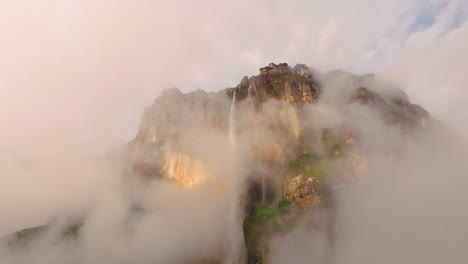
[123,63,433,264]
[228,63,320,104]
[135,88,226,145]
[126,63,327,187]
[127,63,431,190]
[127,88,229,186]
[5,63,435,264]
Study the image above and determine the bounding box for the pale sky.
[0,0,467,237]
[0,0,467,155]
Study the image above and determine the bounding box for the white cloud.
[0,0,467,238]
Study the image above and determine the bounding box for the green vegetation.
[6,225,49,247]
[244,196,294,237]
[62,222,82,238]
[243,196,296,264]
[295,75,309,85]
[277,196,291,210]
[303,167,327,184]
[249,197,291,225]
[288,153,320,172]
[287,152,329,183]
[286,152,337,200]
[8,221,82,247]
[13,225,48,241]
[243,152,338,264]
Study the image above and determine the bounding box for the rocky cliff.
[4,63,435,264]
[126,62,431,187]
[125,63,326,188]
[121,63,433,264]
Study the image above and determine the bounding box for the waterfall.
[248,80,258,94]
[248,88,254,109]
[225,89,247,264]
[248,81,256,110]
[248,81,265,204]
[224,196,246,264]
[229,90,237,146]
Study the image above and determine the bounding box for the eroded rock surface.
[7,63,436,264]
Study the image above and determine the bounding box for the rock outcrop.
[126,63,324,186]
[350,86,431,130]
[6,63,435,264]
[122,63,433,264]
[228,63,320,105]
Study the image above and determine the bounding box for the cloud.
[270,122,468,264]
[0,1,466,152]
[0,0,467,263]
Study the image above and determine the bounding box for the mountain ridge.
[3,62,436,264]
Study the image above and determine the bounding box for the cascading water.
[248,82,266,204]
[225,89,247,264]
[248,81,258,110]
[248,82,255,110]
[229,90,237,146]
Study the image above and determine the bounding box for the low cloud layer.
[1,1,467,149]
[271,95,468,264]
[0,1,467,263]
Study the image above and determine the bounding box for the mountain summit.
[4,63,436,264]
[128,62,432,184]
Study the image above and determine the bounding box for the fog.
[1,0,467,263]
[271,84,468,263]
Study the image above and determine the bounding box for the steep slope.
[3,63,435,264]
[123,62,433,264]
[125,63,324,188]
[126,63,431,189]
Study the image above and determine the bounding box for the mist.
[1,0,468,264]
[270,82,468,263]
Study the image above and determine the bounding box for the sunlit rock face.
[126,62,433,194]
[239,101,303,168]
[128,88,229,184]
[227,63,320,105]
[136,88,226,145]
[160,151,208,187]
[128,63,325,187]
[8,62,439,264]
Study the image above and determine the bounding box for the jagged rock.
[350,86,432,130]
[128,63,325,184]
[259,63,290,75]
[125,63,433,189]
[228,63,320,105]
[3,219,83,249]
[160,151,209,187]
[8,62,439,264]
[135,87,225,145]
[351,86,386,105]
[124,64,433,264]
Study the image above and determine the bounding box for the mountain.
[3,63,435,264]
[124,62,434,264]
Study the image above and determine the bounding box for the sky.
[0,0,467,251]
[0,0,467,156]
